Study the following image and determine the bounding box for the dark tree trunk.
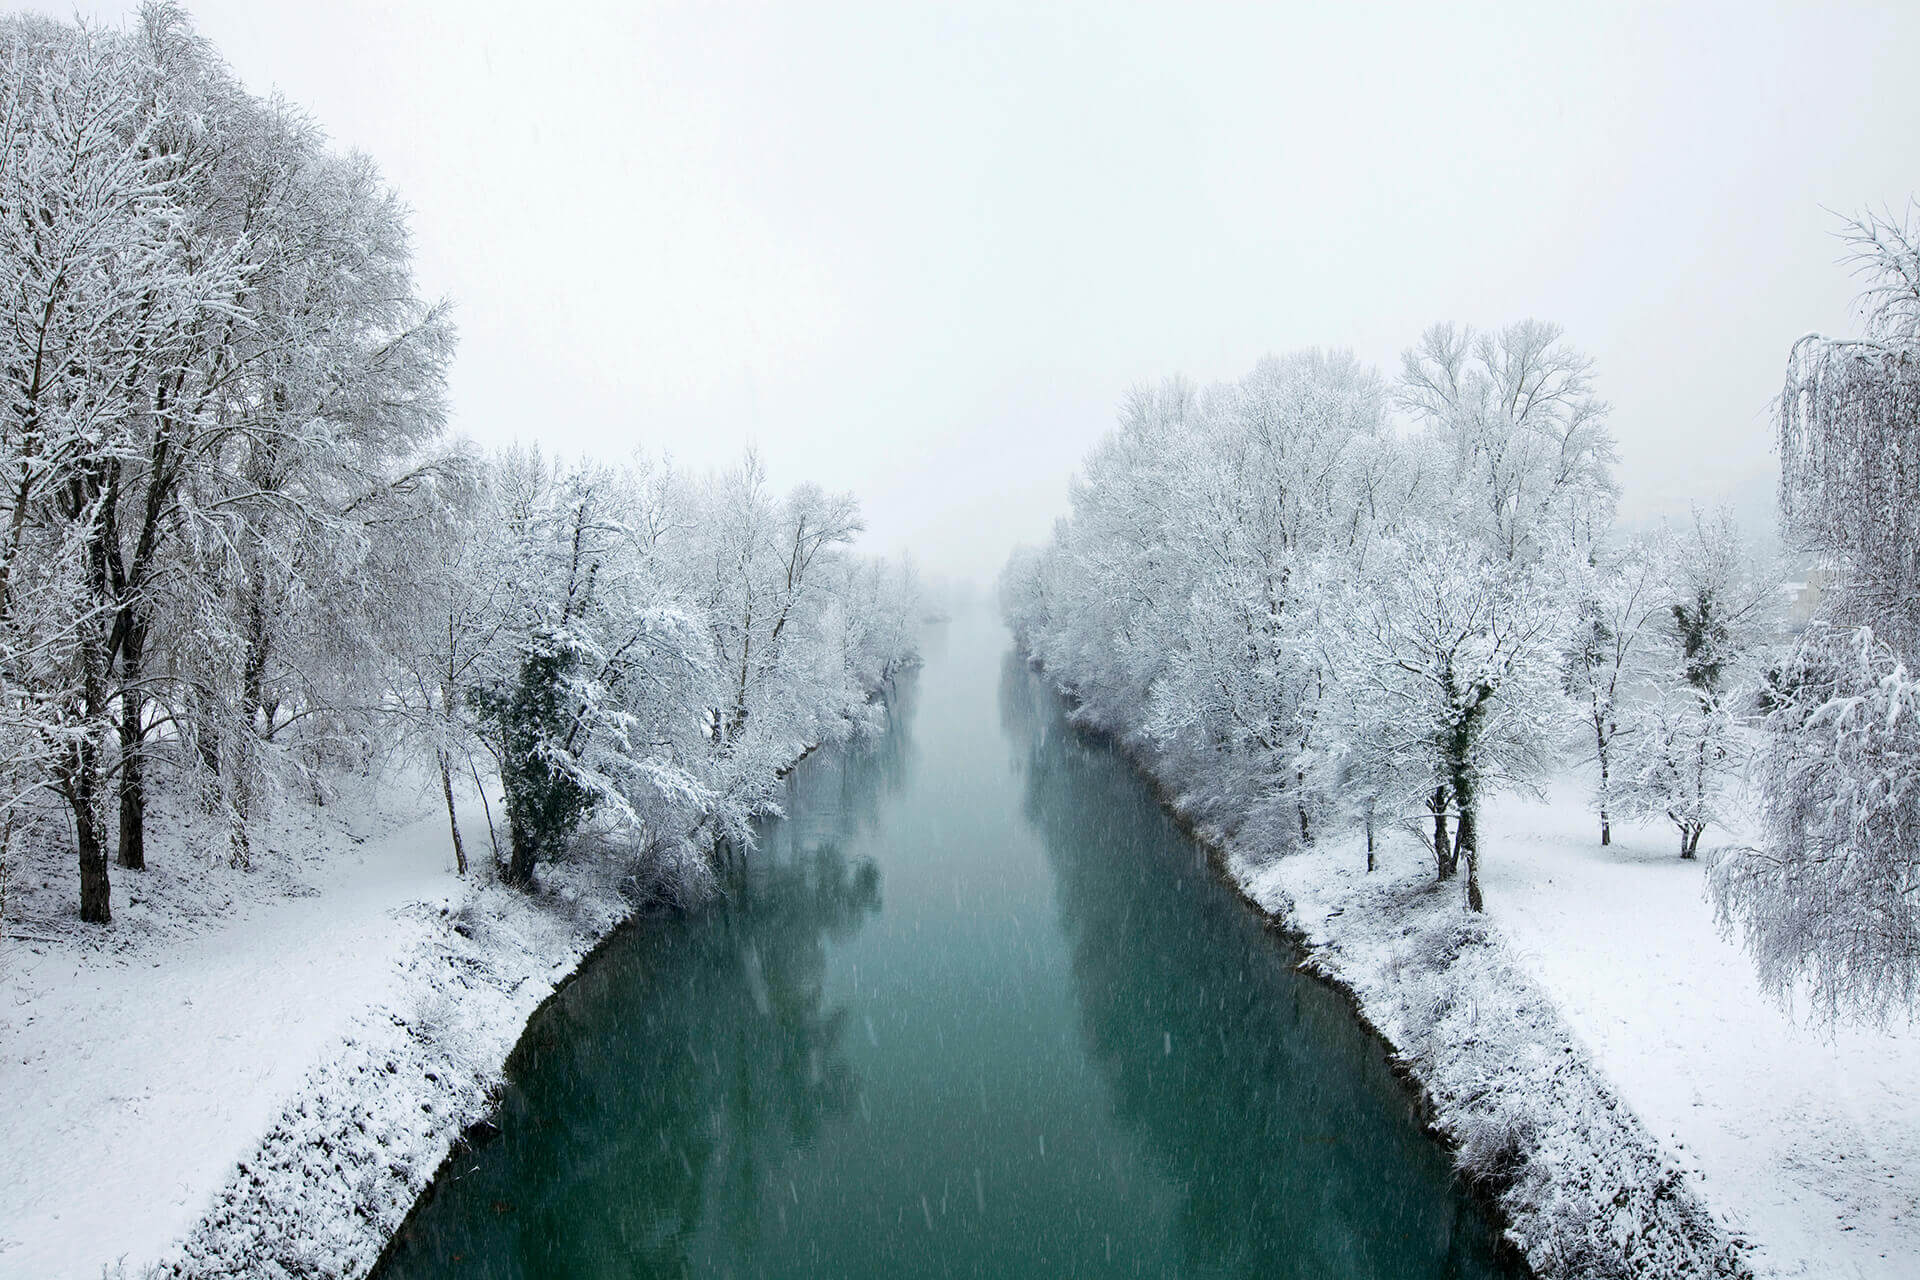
[1458,802,1483,912]
[503,800,537,887]
[438,748,468,876]
[117,715,145,870]
[69,610,114,922]
[116,623,147,870]
[1365,814,1376,873]
[74,737,111,924]
[505,838,537,888]
[1430,788,1454,879]
[69,650,113,922]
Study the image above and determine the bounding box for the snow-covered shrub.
[1716,624,1920,1022]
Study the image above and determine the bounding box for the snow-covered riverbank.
[0,780,642,1280]
[1226,781,1920,1280]
[10,718,1912,1280]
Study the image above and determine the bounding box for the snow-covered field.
[0,792,448,1278]
[1482,781,1920,1280]
[1230,779,1919,1280]
[0,780,638,1280]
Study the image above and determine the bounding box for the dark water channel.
[375,610,1518,1279]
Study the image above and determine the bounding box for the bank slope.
[0,784,628,1280]
[1229,830,1746,1279]
[1217,774,1920,1280]
[153,855,638,1280]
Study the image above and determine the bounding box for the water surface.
[376,610,1516,1279]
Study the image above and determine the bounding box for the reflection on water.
[375,613,1518,1279]
[376,771,897,1278]
[1003,653,1513,1278]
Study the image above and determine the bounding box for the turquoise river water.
[373,609,1518,1279]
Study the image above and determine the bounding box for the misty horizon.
[49,0,1918,582]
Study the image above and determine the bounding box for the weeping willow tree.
[1711,207,1920,1023]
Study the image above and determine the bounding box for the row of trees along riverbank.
[0,5,921,926]
[1004,212,1920,1025]
[1001,326,1772,912]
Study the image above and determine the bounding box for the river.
[373,609,1518,1279]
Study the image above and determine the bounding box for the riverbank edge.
[1022,653,1752,1280]
[142,848,653,1280]
[140,668,927,1280]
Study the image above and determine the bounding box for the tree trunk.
[74,737,111,924]
[116,622,147,870]
[1457,801,1483,912]
[197,689,223,774]
[437,748,468,876]
[242,580,270,732]
[117,710,146,870]
[1365,814,1376,873]
[1430,788,1454,879]
[503,798,537,887]
[505,837,537,888]
[1597,753,1611,846]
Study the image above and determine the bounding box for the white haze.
[53,0,1920,582]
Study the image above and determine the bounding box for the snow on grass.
[0,774,643,1280]
[1479,778,1920,1280]
[150,855,636,1280]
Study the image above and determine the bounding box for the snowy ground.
[8,755,1914,1279]
[1228,777,1919,1280]
[1481,780,1920,1280]
[0,777,637,1280]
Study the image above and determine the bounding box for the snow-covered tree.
[1562,541,1663,844]
[1609,512,1774,858]
[0,4,458,914]
[1141,352,1390,840]
[1720,626,1920,1020]
[1616,683,1738,859]
[0,6,918,924]
[1395,320,1616,565]
[1714,205,1920,1018]
[0,8,234,918]
[1383,321,1616,909]
[1344,526,1570,909]
[1002,325,1615,913]
[467,453,713,888]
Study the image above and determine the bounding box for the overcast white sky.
[46,1,1920,580]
